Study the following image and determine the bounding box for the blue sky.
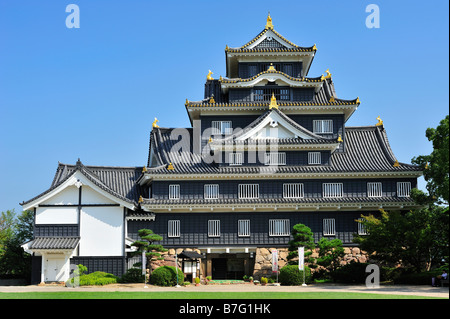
[0,0,448,213]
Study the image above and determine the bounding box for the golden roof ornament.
[337,134,343,143]
[152,117,159,128]
[267,63,276,71]
[325,69,332,79]
[329,96,336,103]
[167,163,174,170]
[142,166,147,173]
[312,44,317,51]
[265,12,274,30]
[376,116,383,126]
[209,95,216,103]
[138,196,144,204]
[393,160,400,167]
[269,93,278,110]
[207,70,214,80]
[208,136,213,143]
[356,97,360,104]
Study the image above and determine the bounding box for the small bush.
[150,266,184,287]
[279,265,311,285]
[394,270,442,285]
[194,277,200,284]
[79,271,118,286]
[119,268,145,283]
[330,262,370,283]
[260,277,268,284]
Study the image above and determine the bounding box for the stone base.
[252,246,369,280]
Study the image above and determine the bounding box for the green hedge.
[78,271,118,286]
[394,270,443,285]
[279,265,311,285]
[149,266,184,287]
[119,268,145,283]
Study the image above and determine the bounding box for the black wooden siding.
[127,211,375,247]
[34,224,79,237]
[70,256,125,277]
[238,62,302,78]
[152,178,417,201]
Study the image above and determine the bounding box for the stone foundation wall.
[252,246,369,280]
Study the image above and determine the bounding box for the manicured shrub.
[260,277,268,284]
[329,262,369,283]
[119,268,145,283]
[150,266,184,287]
[79,271,118,286]
[394,270,443,285]
[279,264,311,285]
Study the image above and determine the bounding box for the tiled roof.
[30,237,80,250]
[145,120,421,176]
[186,78,359,108]
[21,160,144,206]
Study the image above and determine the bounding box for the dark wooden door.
[212,258,227,279]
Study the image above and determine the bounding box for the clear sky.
[0,0,448,213]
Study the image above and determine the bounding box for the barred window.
[313,120,333,134]
[238,184,259,199]
[168,220,180,238]
[323,183,343,198]
[212,121,233,135]
[229,152,243,166]
[367,182,382,197]
[269,219,290,236]
[357,218,368,236]
[204,184,219,199]
[308,152,321,165]
[238,220,251,237]
[265,152,286,165]
[323,218,336,236]
[169,184,180,200]
[208,220,220,237]
[283,183,304,199]
[397,182,411,197]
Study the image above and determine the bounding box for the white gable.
[236,110,315,141]
[246,29,295,50]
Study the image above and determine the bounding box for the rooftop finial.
[265,12,274,30]
[375,116,383,126]
[207,70,214,80]
[152,117,159,128]
[269,93,278,110]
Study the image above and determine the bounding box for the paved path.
[0,283,448,298]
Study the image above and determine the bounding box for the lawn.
[0,291,444,299]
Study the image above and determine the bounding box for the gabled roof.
[209,108,339,149]
[143,122,421,179]
[21,160,144,210]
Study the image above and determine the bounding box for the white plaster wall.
[81,185,117,205]
[35,206,78,224]
[41,185,79,205]
[79,206,123,256]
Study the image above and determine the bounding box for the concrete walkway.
[0,283,448,298]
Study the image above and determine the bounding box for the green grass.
[0,291,444,299]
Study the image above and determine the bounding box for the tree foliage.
[354,207,448,272]
[287,223,316,265]
[316,237,345,274]
[412,115,449,205]
[131,229,167,273]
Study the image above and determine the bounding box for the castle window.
[204,184,219,199]
[357,218,368,235]
[308,152,322,165]
[238,220,251,237]
[238,184,259,199]
[313,120,333,134]
[323,218,336,236]
[323,183,343,198]
[169,184,180,200]
[367,182,383,197]
[229,153,243,166]
[208,220,220,237]
[283,183,304,199]
[269,219,290,236]
[397,182,411,197]
[168,220,180,238]
[212,121,233,135]
[265,152,286,165]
